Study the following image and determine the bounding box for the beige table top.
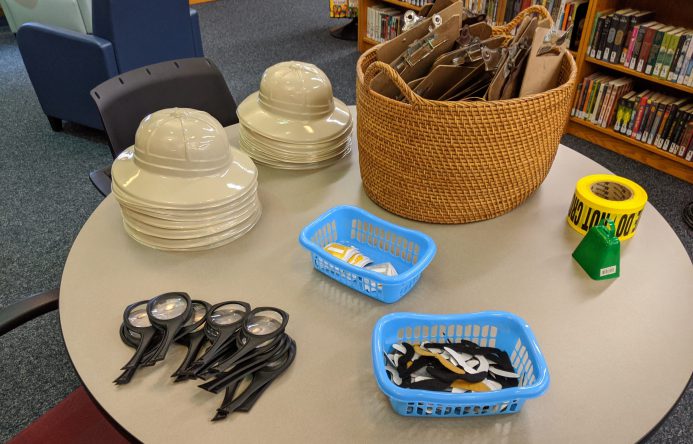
[61,108,693,443]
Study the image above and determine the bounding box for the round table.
[60,108,693,443]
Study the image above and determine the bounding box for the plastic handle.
[493,5,553,36]
[363,61,425,107]
[604,219,616,237]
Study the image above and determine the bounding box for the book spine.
[624,25,640,66]
[679,36,693,84]
[602,15,619,61]
[576,78,589,118]
[613,98,623,132]
[672,113,692,155]
[637,26,657,72]
[579,77,594,119]
[645,29,666,75]
[604,85,628,128]
[629,25,648,70]
[678,122,693,157]
[597,15,613,60]
[619,99,632,134]
[653,30,672,77]
[587,13,603,58]
[666,110,688,153]
[585,79,601,120]
[590,82,605,123]
[598,84,615,126]
[647,102,666,145]
[663,109,682,152]
[669,34,690,81]
[610,14,629,63]
[625,97,641,136]
[685,57,693,86]
[639,98,657,141]
[661,33,682,80]
[591,16,605,58]
[631,94,650,138]
[655,105,679,149]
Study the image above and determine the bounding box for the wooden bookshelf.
[569,117,693,180]
[566,0,693,183]
[585,57,693,95]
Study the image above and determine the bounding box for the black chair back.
[91,57,238,157]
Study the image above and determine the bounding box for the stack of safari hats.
[236,61,353,170]
[111,108,261,251]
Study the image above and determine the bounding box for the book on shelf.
[586,9,693,87]
[608,9,635,64]
[669,31,693,82]
[660,28,686,80]
[644,25,671,75]
[501,1,585,43]
[330,0,357,18]
[602,9,632,63]
[620,11,655,64]
[367,4,403,43]
[572,77,693,160]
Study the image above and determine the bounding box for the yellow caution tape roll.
[567,174,647,241]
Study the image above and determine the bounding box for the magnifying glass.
[213,339,296,421]
[144,292,192,365]
[208,307,289,373]
[171,300,211,381]
[114,300,161,385]
[188,301,251,376]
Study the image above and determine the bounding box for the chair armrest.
[89,165,112,197]
[0,288,60,336]
[189,8,204,56]
[0,0,19,33]
[17,23,118,129]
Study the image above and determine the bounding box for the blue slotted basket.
[298,206,436,303]
[372,311,550,417]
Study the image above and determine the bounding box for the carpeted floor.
[0,0,691,441]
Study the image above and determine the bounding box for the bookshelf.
[357,0,508,52]
[566,0,693,183]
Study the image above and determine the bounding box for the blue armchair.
[16,0,203,131]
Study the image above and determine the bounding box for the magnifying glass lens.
[128,304,151,328]
[210,304,247,325]
[150,295,188,320]
[247,310,283,335]
[184,304,207,327]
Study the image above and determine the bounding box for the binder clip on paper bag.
[572,219,621,280]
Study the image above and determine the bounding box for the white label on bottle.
[600,265,617,277]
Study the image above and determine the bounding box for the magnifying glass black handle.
[199,354,269,394]
[212,334,284,374]
[189,330,240,375]
[236,379,274,413]
[119,329,157,370]
[171,330,207,380]
[200,336,289,393]
[212,380,271,421]
[214,340,296,417]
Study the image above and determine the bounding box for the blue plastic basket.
[298,206,436,303]
[372,311,550,417]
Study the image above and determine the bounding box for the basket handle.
[363,61,426,107]
[493,5,553,36]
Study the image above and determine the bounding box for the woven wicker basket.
[356,6,577,224]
